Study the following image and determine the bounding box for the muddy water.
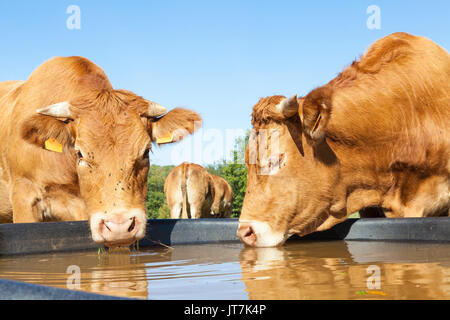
[0,241,449,300]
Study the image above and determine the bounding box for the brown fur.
[0,56,201,235]
[240,33,450,245]
[210,174,233,218]
[164,162,233,219]
[150,108,202,143]
[251,95,290,125]
[239,242,450,299]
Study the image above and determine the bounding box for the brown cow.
[164,162,233,219]
[0,56,201,247]
[239,242,450,299]
[209,174,233,217]
[238,32,450,247]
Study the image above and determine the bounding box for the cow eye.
[136,148,151,167]
[75,149,90,167]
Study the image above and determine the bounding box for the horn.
[37,101,73,118]
[144,101,167,118]
[276,94,299,118]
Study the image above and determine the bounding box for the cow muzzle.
[237,220,287,247]
[90,209,147,247]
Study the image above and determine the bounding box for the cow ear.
[21,114,74,152]
[149,108,202,145]
[301,86,333,142]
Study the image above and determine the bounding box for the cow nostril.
[128,217,136,233]
[243,226,253,238]
[237,225,257,246]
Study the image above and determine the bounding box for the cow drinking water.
[238,33,450,247]
[0,56,202,247]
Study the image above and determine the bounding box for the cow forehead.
[249,122,291,149]
[246,124,290,167]
[75,111,150,153]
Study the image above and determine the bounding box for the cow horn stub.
[143,101,167,118]
[276,94,299,118]
[37,101,73,119]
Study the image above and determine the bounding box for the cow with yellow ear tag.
[0,56,202,247]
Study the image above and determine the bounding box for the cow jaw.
[237,220,290,247]
[90,208,147,247]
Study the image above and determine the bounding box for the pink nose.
[237,224,257,247]
[99,214,138,247]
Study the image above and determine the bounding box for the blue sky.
[0,1,449,165]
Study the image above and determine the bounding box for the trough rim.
[1,217,450,256]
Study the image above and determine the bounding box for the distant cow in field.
[0,56,201,247]
[237,32,450,247]
[164,163,233,219]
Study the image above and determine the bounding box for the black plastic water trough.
[1,217,450,299]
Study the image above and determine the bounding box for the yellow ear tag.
[311,114,322,133]
[45,138,63,153]
[156,132,174,144]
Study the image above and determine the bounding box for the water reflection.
[87,248,149,299]
[238,241,450,300]
[0,247,161,299]
[0,244,246,300]
[0,241,449,299]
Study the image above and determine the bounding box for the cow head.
[238,92,342,247]
[23,89,201,247]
